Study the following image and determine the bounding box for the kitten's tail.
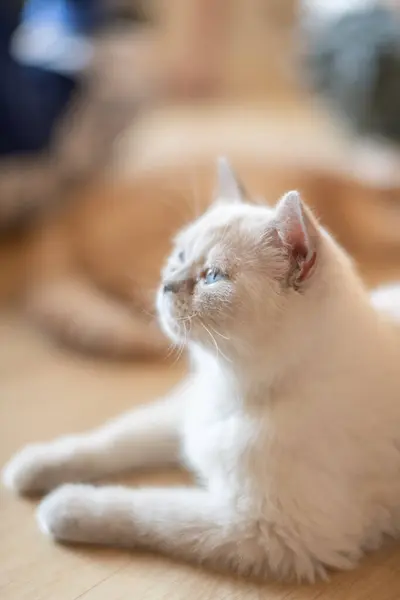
[26,278,169,359]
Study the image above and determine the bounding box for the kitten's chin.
[159,314,185,345]
[156,292,186,346]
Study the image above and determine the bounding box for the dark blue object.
[0,0,100,156]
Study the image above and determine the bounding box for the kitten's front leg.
[3,382,189,495]
[38,484,262,577]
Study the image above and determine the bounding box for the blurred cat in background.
[0,156,398,359]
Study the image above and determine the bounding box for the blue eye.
[204,268,226,285]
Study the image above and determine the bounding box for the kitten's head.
[157,158,332,360]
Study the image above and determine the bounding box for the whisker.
[177,337,187,363]
[209,323,230,341]
[164,341,177,361]
[141,307,156,319]
[175,315,194,323]
[172,321,187,365]
[201,322,219,359]
[170,341,183,365]
[201,322,231,363]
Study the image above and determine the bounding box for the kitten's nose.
[163,281,181,294]
[163,278,195,294]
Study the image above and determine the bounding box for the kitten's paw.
[37,484,97,542]
[2,441,77,495]
[3,444,57,495]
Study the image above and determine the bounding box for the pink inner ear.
[298,249,317,282]
[282,219,310,260]
[275,191,317,282]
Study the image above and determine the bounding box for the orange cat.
[0,158,398,358]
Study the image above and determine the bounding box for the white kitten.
[4,158,400,582]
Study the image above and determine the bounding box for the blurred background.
[2,3,400,594]
[0,0,399,383]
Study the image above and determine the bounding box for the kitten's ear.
[274,191,319,284]
[216,157,246,203]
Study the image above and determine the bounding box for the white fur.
[4,161,400,582]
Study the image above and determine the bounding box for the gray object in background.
[305,5,400,145]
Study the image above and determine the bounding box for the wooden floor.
[1,311,400,600]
